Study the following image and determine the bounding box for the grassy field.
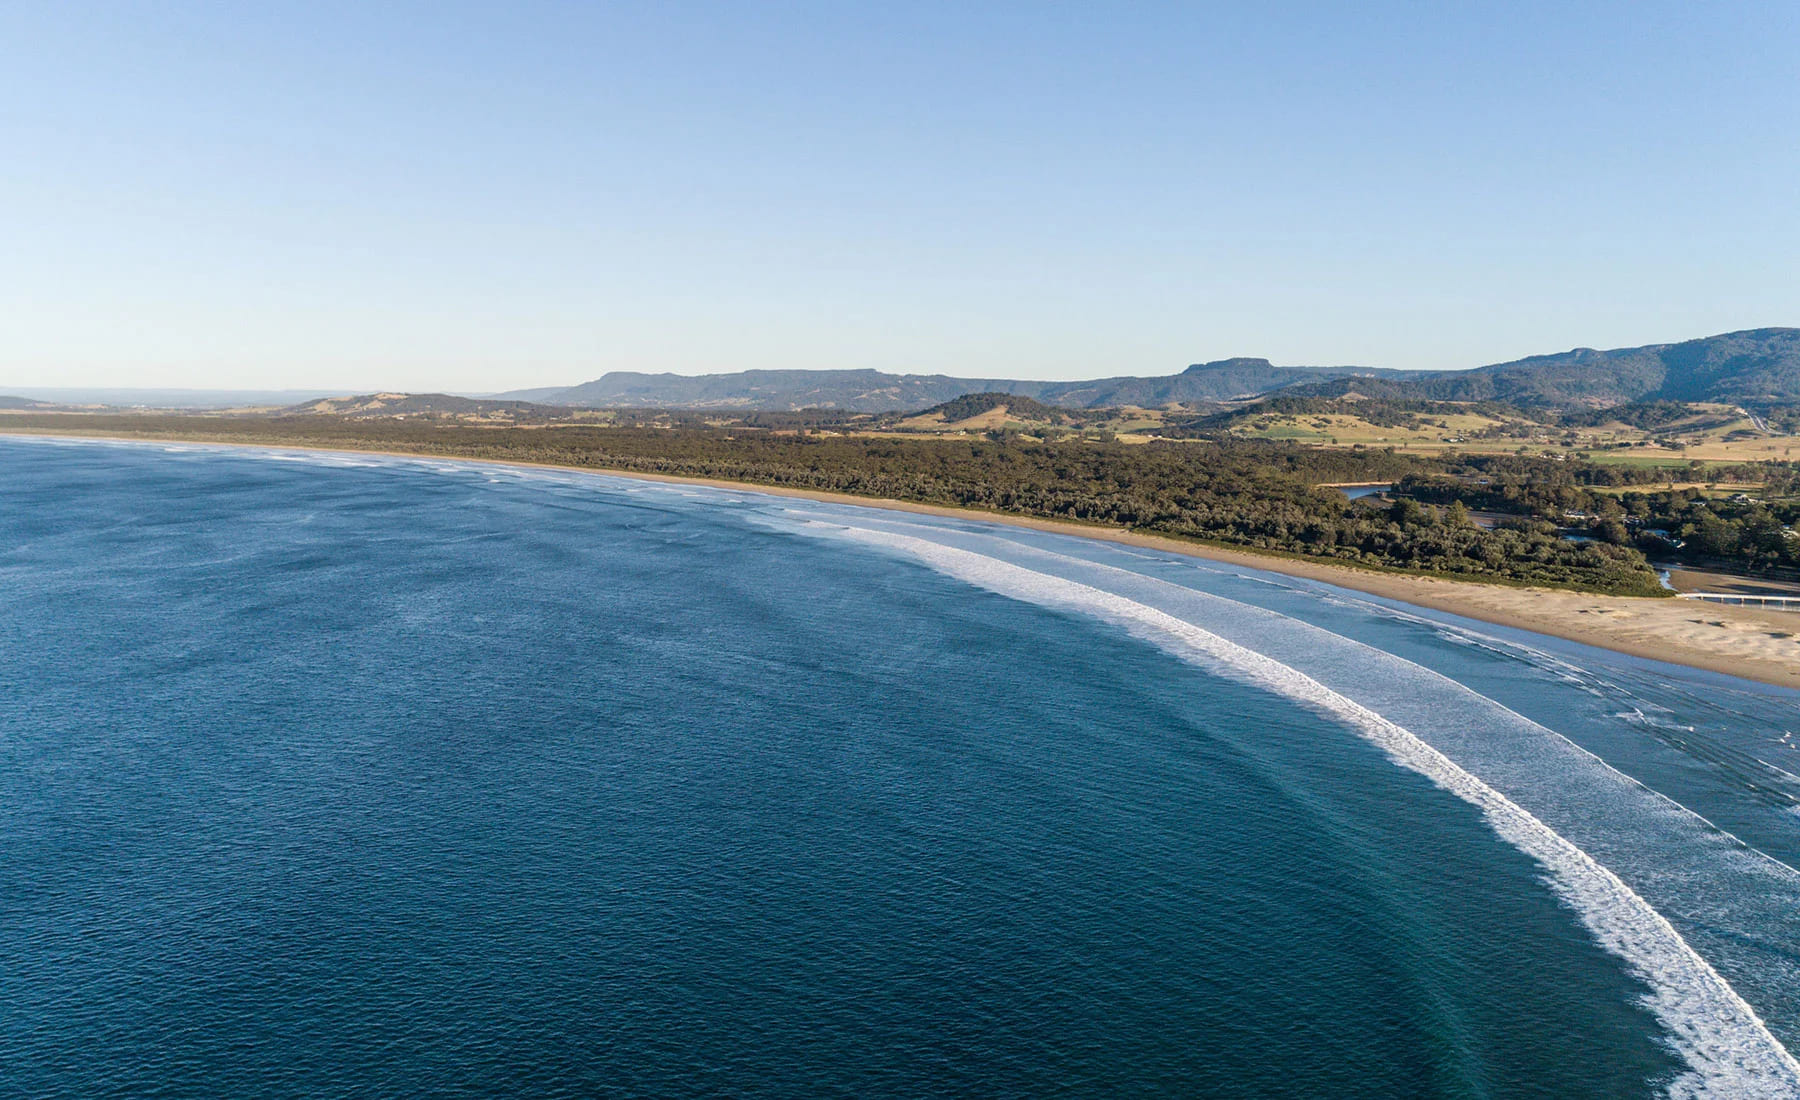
[1216,402,1800,466]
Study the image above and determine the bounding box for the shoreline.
[10,427,1800,690]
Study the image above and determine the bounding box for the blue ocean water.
[3,437,1798,1098]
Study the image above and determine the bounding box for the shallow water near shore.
[4,437,1799,1097]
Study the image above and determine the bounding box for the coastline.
[10,427,1800,690]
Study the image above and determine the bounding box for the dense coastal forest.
[3,413,1700,596]
[1398,457,1800,573]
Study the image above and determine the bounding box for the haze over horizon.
[4,2,1796,392]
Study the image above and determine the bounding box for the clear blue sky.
[3,1,1796,391]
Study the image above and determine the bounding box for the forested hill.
[1294,328,1800,408]
[914,392,1068,423]
[1035,358,1396,407]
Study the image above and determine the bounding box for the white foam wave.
[1758,759,1800,785]
[818,520,1800,1099]
[1615,709,1700,734]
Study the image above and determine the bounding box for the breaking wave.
[807,519,1800,1099]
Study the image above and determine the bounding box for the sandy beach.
[10,428,1800,691]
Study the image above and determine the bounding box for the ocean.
[3,436,1798,1098]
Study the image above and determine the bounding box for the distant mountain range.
[499,358,1400,412]
[7,329,1795,418]
[499,329,1800,412]
[1289,328,1800,408]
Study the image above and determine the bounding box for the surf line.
[812,520,1800,1100]
[909,520,1800,883]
